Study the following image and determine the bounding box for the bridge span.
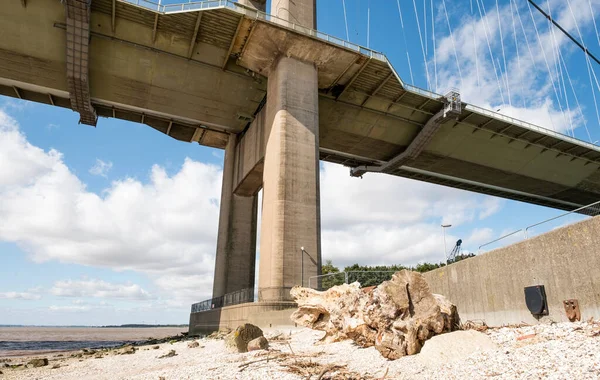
[2,0,600,331]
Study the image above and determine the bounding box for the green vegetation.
[318,253,475,290]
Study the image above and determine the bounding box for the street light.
[441,224,452,264]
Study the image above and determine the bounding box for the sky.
[1,0,599,325]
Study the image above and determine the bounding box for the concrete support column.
[258,56,321,301]
[212,135,259,298]
[271,0,316,29]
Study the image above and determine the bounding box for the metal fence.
[308,271,396,291]
[478,200,600,253]
[190,287,254,313]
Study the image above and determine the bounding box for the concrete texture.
[212,135,258,298]
[259,56,322,302]
[271,0,316,29]
[188,301,297,335]
[423,216,600,326]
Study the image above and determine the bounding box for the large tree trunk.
[290,270,460,359]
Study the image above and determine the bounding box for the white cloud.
[51,279,153,301]
[429,0,600,137]
[0,108,503,308]
[89,159,113,178]
[0,292,41,300]
[49,305,92,312]
[319,163,502,267]
[0,109,221,306]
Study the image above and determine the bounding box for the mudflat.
[0,327,185,357]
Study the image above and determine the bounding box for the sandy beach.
[1,321,599,379]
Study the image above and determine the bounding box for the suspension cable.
[342,0,349,41]
[527,0,565,131]
[396,0,415,84]
[528,0,600,67]
[367,0,370,48]
[509,0,525,108]
[475,0,505,105]
[431,0,437,92]
[496,0,512,107]
[566,0,600,132]
[560,50,594,142]
[589,0,600,47]
[442,0,464,90]
[412,0,432,90]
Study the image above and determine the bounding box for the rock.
[27,358,49,368]
[152,345,160,350]
[158,350,177,359]
[247,336,269,351]
[417,330,496,365]
[51,364,61,369]
[290,270,459,360]
[119,345,136,355]
[187,341,200,348]
[208,328,232,340]
[225,324,264,353]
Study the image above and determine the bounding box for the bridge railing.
[190,287,254,313]
[478,200,600,253]
[121,0,388,62]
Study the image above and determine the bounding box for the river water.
[0,327,185,357]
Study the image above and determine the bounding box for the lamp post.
[441,224,452,264]
[300,246,318,288]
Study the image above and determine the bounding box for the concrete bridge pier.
[258,0,321,302]
[193,0,321,333]
[212,134,259,298]
[258,55,322,302]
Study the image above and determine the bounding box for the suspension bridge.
[1,0,600,332]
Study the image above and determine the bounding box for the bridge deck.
[1,0,600,210]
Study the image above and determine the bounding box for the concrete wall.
[188,301,297,335]
[423,216,600,326]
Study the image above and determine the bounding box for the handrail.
[478,229,524,253]
[191,287,254,313]
[524,200,600,238]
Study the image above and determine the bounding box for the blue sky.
[0,0,598,325]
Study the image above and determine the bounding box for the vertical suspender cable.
[442,0,464,90]
[342,0,349,41]
[475,0,506,105]
[367,0,370,48]
[396,0,415,84]
[496,0,512,107]
[547,1,573,135]
[560,51,593,142]
[431,0,438,92]
[527,0,564,131]
[589,0,600,47]
[412,0,432,89]
[424,0,428,56]
[509,0,525,108]
[566,0,600,132]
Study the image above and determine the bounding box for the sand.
[2,321,599,379]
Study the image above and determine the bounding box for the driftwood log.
[290,270,459,359]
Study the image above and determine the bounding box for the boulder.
[418,330,496,365]
[27,358,48,368]
[290,270,459,360]
[247,336,269,351]
[225,323,264,353]
[187,341,200,348]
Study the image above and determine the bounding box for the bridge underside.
[2,0,600,212]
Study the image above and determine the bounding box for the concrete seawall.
[423,216,600,326]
